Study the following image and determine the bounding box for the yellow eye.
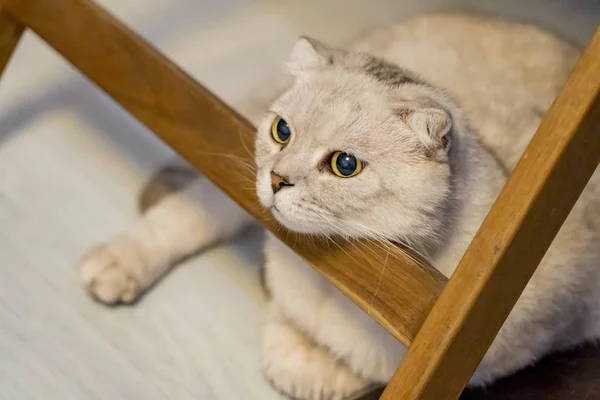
[330,151,363,178]
[271,116,291,144]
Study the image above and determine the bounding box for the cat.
[79,13,600,400]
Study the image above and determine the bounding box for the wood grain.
[381,26,600,400]
[1,0,446,345]
[0,2,24,77]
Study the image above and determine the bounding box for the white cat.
[79,13,600,400]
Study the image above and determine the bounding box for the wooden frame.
[1,0,598,398]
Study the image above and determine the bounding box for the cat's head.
[255,37,462,245]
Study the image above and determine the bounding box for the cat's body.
[79,13,600,400]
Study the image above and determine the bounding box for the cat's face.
[255,38,456,243]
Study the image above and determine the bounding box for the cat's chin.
[270,207,322,235]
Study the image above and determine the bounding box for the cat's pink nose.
[271,172,293,194]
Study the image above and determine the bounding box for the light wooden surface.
[382,25,600,400]
[3,0,448,346]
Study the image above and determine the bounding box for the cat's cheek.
[256,168,274,208]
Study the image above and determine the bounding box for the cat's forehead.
[290,70,383,106]
[273,70,390,142]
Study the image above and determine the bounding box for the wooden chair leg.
[0,4,24,77]
[381,26,600,400]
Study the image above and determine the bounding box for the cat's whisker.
[324,219,398,267]
[321,232,360,265]
[237,128,255,160]
[193,150,257,173]
[311,220,363,264]
[343,219,435,265]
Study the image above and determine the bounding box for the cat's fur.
[79,13,600,400]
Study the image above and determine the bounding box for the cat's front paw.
[79,244,141,305]
[262,315,368,400]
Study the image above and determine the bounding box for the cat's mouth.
[270,205,291,227]
[269,204,317,234]
[270,205,284,222]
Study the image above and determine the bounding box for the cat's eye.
[330,151,363,178]
[271,116,291,144]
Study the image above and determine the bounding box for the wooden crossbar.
[1,0,598,398]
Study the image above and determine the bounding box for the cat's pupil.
[277,118,291,141]
[336,153,357,176]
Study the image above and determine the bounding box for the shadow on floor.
[349,342,600,400]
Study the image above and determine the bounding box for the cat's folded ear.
[287,36,337,75]
[395,102,453,161]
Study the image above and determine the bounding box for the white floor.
[0,1,598,399]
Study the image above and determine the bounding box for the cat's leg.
[261,235,401,398]
[469,315,557,386]
[261,304,369,400]
[469,276,579,386]
[79,178,253,304]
